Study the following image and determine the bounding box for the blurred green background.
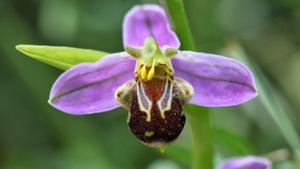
[1,0,300,168]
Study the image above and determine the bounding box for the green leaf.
[275,161,299,169]
[16,45,107,70]
[165,143,191,166]
[214,127,254,155]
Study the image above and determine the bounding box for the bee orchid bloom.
[217,156,271,169]
[49,4,257,147]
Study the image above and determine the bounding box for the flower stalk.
[162,0,196,50]
[162,1,214,169]
[186,105,213,169]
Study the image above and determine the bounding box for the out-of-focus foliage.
[1,0,300,168]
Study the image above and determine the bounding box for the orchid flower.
[49,4,257,147]
[217,156,271,169]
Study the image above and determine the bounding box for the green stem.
[161,1,214,169]
[161,0,196,50]
[186,105,213,169]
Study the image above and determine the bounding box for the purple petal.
[123,4,180,48]
[172,51,257,107]
[217,156,271,169]
[49,52,135,115]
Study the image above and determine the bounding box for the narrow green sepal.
[16,45,107,70]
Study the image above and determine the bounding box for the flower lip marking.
[136,80,152,122]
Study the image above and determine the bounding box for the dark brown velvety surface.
[128,78,185,147]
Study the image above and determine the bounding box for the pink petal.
[172,51,257,107]
[123,4,180,48]
[49,52,135,115]
[217,156,271,169]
